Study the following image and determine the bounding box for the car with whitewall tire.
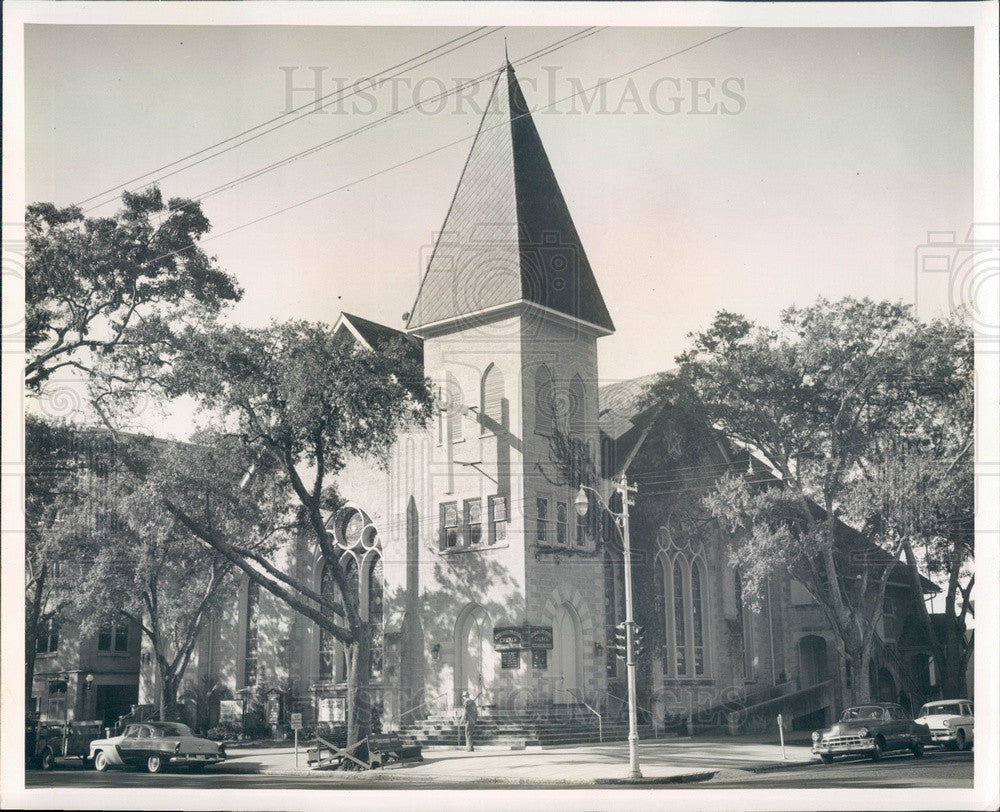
[914,700,974,751]
[812,703,930,764]
[88,722,226,773]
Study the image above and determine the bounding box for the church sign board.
[493,625,553,651]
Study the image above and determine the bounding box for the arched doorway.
[798,635,830,687]
[551,603,583,704]
[871,665,897,703]
[455,605,493,705]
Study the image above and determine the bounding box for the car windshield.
[920,703,962,716]
[150,723,193,737]
[841,706,884,722]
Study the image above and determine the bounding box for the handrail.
[394,691,450,730]
[604,691,660,738]
[566,687,603,742]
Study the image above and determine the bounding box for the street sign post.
[291,713,303,767]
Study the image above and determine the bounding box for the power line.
[140,27,742,270]
[77,27,501,212]
[190,28,602,205]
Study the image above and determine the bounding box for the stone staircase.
[399,704,656,748]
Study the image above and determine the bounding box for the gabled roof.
[406,62,614,335]
[335,312,423,365]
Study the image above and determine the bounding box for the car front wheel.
[911,742,924,758]
[956,730,967,751]
[146,755,163,774]
[93,751,109,772]
[820,754,834,765]
[870,738,885,762]
[40,750,55,771]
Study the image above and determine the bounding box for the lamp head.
[574,487,589,517]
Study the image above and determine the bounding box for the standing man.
[462,691,478,752]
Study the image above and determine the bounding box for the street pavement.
[21,738,973,789]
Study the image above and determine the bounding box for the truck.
[27,719,107,770]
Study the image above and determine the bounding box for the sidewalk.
[218,738,817,785]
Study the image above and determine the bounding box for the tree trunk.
[25,568,47,709]
[156,655,180,722]
[345,628,372,751]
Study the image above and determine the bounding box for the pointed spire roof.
[406,62,615,335]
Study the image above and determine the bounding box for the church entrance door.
[551,603,582,705]
[455,605,493,706]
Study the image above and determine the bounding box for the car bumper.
[928,730,958,743]
[169,754,226,764]
[813,737,875,756]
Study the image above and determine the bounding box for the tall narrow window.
[735,569,753,680]
[465,498,482,545]
[556,502,568,544]
[534,365,554,436]
[691,562,705,675]
[446,373,464,443]
[481,364,504,433]
[368,557,384,679]
[569,374,586,436]
[339,557,359,679]
[536,497,550,542]
[673,561,687,676]
[575,510,587,546]
[441,502,459,548]
[488,495,507,544]
[319,563,337,681]
[655,557,667,663]
[98,623,129,653]
[244,580,260,687]
[37,619,59,654]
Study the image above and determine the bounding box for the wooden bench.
[367,733,423,768]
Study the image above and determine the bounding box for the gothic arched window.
[319,562,338,681]
[535,365,554,436]
[672,559,687,676]
[368,556,384,679]
[446,373,464,443]
[691,559,706,676]
[569,373,586,437]
[481,364,504,433]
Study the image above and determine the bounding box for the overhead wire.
[78,26,502,212]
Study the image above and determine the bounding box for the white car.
[914,699,974,751]
[88,721,226,773]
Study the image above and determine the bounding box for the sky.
[24,24,974,436]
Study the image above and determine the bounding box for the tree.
[158,320,432,747]
[25,187,241,404]
[675,298,972,706]
[56,431,287,722]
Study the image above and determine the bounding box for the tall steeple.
[407,61,614,336]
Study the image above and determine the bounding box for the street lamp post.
[575,474,642,780]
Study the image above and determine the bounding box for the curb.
[747,759,819,774]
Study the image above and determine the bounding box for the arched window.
[446,373,464,443]
[534,365,554,436]
[339,556,359,680]
[569,374,586,437]
[654,556,667,663]
[672,560,687,676]
[319,562,338,681]
[481,364,504,432]
[691,560,706,676]
[244,580,260,687]
[368,556,384,679]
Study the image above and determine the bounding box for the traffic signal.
[614,622,627,660]
[633,625,646,660]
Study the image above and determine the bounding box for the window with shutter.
[534,365,554,436]
[482,364,504,432]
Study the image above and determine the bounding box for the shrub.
[206,721,242,741]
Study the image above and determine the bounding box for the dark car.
[812,703,931,764]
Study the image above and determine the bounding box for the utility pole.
[619,474,642,780]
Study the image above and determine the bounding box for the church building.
[140,61,939,739]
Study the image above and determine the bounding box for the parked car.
[812,703,930,764]
[914,699,974,751]
[27,719,105,770]
[88,721,226,773]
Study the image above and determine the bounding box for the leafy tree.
[55,431,286,721]
[159,320,432,746]
[676,298,972,706]
[25,187,241,403]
